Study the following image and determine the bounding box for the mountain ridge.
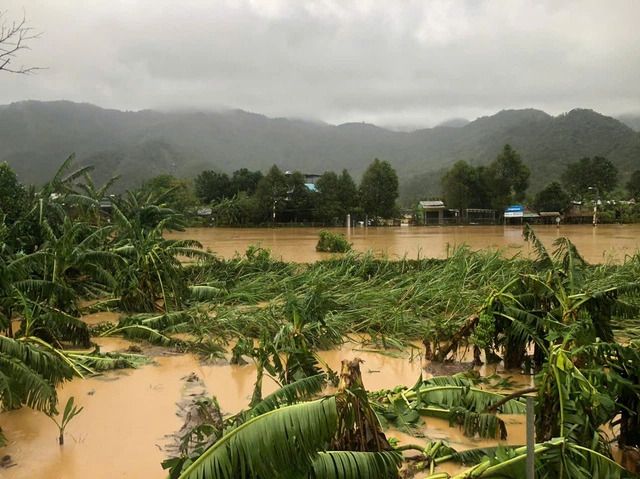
[1,100,638,201]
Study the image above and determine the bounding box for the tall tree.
[561,156,618,199]
[359,159,399,222]
[254,165,289,222]
[441,160,478,211]
[284,171,314,222]
[194,171,232,205]
[0,162,27,226]
[533,181,572,213]
[625,170,640,200]
[315,169,359,224]
[337,169,359,212]
[230,168,263,196]
[315,171,342,224]
[485,144,530,212]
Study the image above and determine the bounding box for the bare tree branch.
[0,10,43,74]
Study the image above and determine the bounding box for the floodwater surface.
[4,224,638,478]
[1,339,528,479]
[167,224,640,264]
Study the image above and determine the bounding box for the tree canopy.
[485,144,530,211]
[315,169,359,224]
[439,144,529,213]
[0,162,27,226]
[626,170,640,200]
[441,160,479,211]
[254,165,289,222]
[561,156,618,199]
[359,159,399,221]
[194,171,232,205]
[533,181,572,213]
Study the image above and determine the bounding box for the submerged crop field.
[2,159,640,479]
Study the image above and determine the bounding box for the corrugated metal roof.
[419,200,445,208]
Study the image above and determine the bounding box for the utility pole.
[588,187,599,226]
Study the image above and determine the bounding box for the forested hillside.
[1,101,639,201]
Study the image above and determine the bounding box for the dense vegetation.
[315,230,352,253]
[2,101,640,202]
[161,160,396,226]
[1,156,640,478]
[439,145,640,221]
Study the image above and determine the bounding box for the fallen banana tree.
[370,371,526,440]
[415,437,637,479]
[405,342,640,478]
[164,358,402,479]
[162,362,541,479]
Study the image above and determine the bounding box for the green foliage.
[173,397,339,479]
[0,162,27,243]
[371,374,524,439]
[359,159,399,221]
[143,174,199,215]
[534,181,572,213]
[230,168,264,196]
[441,160,482,211]
[111,191,212,312]
[4,102,640,203]
[194,170,231,205]
[254,165,289,222]
[0,335,73,413]
[315,170,359,225]
[561,156,618,199]
[316,230,352,253]
[48,396,83,445]
[486,144,530,211]
[310,451,402,479]
[626,169,640,199]
[437,144,530,214]
[427,438,637,479]
[210,192,258,226]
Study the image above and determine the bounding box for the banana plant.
[48,396,83,445]
[165,359,402,479]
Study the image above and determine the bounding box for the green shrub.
[315,230,352,253]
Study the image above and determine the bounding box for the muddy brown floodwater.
[167,224,640,264]
[4,225,638,478]
[1,338,531,479]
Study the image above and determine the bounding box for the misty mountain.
[436,118,470,128]
[1,101,639,202]
[618,114,640,132]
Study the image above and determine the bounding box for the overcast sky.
[1,0,639,128]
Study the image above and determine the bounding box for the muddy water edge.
[2,334,534,479]
[167,224,640,264]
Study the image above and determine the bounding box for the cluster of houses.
[415,200,594,225]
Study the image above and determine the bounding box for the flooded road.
[167,224,640,264]
[0,339,528,479]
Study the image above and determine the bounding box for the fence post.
[526,395,535,479]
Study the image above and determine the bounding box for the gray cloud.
[1,0,639,127]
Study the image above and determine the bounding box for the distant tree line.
[440,144,531,214]
[134,158,399,226]
[439,145,640,222]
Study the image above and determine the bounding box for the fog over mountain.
[618,115,640,132]
[1,1,640,129]
[1,101,638,203]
